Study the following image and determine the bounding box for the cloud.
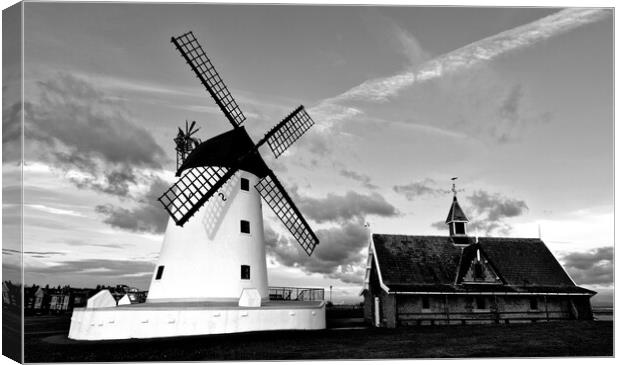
[340,9,609,103]
[95,177,170,234]
[468,190,528,221]
[64,240,125,250]
[466,190,528,235]
[561,247,613,286]
[25,72,168,197]
[2,101,26,164]
[265,187,398,284]
[25,204,84,217]
[430,221,448,231]
[311,8,610,129]
[490,83,551,143]
[23,251,67,259]
[2,249,21,255]
[292,189,398,224]
[265,219,369,284]
[339,169,378,190]
[393,178,450,200]
[360,10,430,69]
[30,73,166,167]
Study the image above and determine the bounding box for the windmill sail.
[158,166,238,226]
[255,171,319,255]
[262,106,315,158]
[171,31,246,128]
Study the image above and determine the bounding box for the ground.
[19,314,613,362]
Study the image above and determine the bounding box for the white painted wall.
[147,170,269,302]
[69,304,326,341]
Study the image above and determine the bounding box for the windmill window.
[241,265,250,280]
[421,296,430,309]
[240,178,250,191]
[530,297,539,310]
[475,296,486,309]
[240,220,250,234]
[155,266,165,280]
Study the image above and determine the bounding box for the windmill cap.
[176,126,269,178]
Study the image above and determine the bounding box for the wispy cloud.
[25,204,85,217]
[394,178,450,200]
[339,169,378,190]
[360,9,430,69]
[311,8,610,125]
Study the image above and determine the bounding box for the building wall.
[362,258,381,326]
[393,294,589,326]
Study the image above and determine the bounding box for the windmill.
[68,31,327,340]
[174,120,201,170]
[159,31,318,255]
[147,30,319,302]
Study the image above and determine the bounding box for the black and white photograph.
[1,0,615,362]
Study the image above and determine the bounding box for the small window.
[155,266,165,280]
[240,220,250,234]
[422,296,430,309]
[240,178,250,191]
[241,265,250,280]
[530,297,538,310]
[474,262,484,280]
[475,296,486,309]
[464,296,473,308]
[454,222,465,235]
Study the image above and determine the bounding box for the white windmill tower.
[69,31,324,340]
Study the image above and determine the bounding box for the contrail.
[311,8,610,125]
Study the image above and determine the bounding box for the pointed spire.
[445,178,469,237]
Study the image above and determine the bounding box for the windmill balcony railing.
[268,287,324,301]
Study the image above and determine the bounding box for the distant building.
[362,191,595,327]
[24,286,47,314]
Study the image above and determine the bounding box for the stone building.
[362,191,595,327]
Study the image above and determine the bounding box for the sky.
[2,3,614,305]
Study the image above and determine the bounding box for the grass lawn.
[22,318,612,362]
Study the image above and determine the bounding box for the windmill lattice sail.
[255,171,319,255]
[158,166,236,226]
[171,31,246,128]
[264,106,315,158]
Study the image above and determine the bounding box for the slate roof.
[445,197,469,223]
[372,234,594,295]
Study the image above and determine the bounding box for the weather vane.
[451,177,458,197]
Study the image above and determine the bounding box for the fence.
[268,287,324,301]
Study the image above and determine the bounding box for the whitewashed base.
[69,301,326,341]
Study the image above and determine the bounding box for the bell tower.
[445,178,469,237]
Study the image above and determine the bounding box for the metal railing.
[268,286,324,301]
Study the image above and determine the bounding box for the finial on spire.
[451,177,458,198]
